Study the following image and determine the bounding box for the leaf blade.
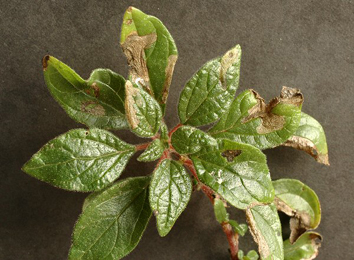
[121,7,178,111]
[125,80,162,137]
[178,45,242,126]
[209,87,303,150]
[137,139,165,162]
[149,159,192,237]
[69,177,151,260]
[22,128,135,191]
[273,179,321,243]
[246,204,284,260]
[43,56,128,129]
[284,232,322,260]
[283,112,329,165]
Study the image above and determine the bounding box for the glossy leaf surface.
[283,112,329,165]
[273,179,321,243]
[121,7,178,111]
[69,177,151,260]
[171,127,274,209]
[125,80,162,137]
[284,232,322,260]
[214,198,229,223]
[229,220,248,236]
[43,56,127,129]
[137,139,165,162]
[209,87,303,149]
[246,204,284,260]
[22,129,135,191]
[178,45,242,126]
[149,159,192,237]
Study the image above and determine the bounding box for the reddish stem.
[168,123,182,138]
[135,142,151,151]
[183,159,239,259]
[222,222,239,260]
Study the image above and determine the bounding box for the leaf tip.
[42,55,50,70]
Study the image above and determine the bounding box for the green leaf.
[246,204,284,260]
[213,198,229,223]
[191,138,274,210]
[149,159,192,237]
[284,232,322,260]
[22,128,135,191]
[178,45,242,126]
[69,177,151,260]
[137,139,165,162]
[228,220,248,236]
[170,125,218,155]
[209,87,304,150]
[283,112,329,165]
[160,122,169,143]
[42,56,127,129]
[125,80,162,137]
[273,179,321,243]
[121,7,178,112]
[245,250,259,260]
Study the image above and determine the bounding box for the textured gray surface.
[1,1,353,259]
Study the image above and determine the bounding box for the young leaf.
[284,232,322,260]
[22,128,135,191]
[149,159,192,237]
[137,139,165,162]
[42,56,128,129]
[170,125,218,155]
[69,177,151,260]
[273,179,321,243]
[283,112,329,165]
[209,87,304,150]
[191,138,274,210]
[246,204,284,260]
[228,220,248,236]
[121,7,178,112]
[244,250,260,260]
[178,45,242,126]
[160,122,169,143]
[213,198,229,223]
[125,80,162,137]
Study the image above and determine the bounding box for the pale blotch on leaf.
[125,80,140,129]
[121,32,157,95]
[243,86,304,134]
[283,136,330,165]
[162,54,178,103]
[80,101,105,116]
[220,45,241,89]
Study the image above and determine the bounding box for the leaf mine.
[125,80,140,129]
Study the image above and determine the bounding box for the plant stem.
[135,142,151,151]
[168,123,182,138]
[183,159,239,259]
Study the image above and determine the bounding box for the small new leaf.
[283,112,329,165]
[273,179,321,243]
[22,129,135,191]
[69,177,151,260]
[214,198,229,223]
[284,232,322,260]
[149,159,192,237]
[229,220,248,237]
[121,7,178,112]
[43,56,127,129]
[246,204,284,260]
[178,45,242,126]
[209,87,303,149]
[137,139,165,162]
[125,80,162,137]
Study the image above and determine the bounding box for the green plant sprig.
[22,6,328,260]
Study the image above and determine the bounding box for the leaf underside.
[149,159,192,237]
[69,177,151,260]
[43,56,127,129]
[22,128,135,191]
[284,232,322,260]
[273,179,321,243]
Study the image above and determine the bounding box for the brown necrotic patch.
[81,101,105,116]
[222,150,242,162]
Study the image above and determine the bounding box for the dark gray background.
[1,0,353,259]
